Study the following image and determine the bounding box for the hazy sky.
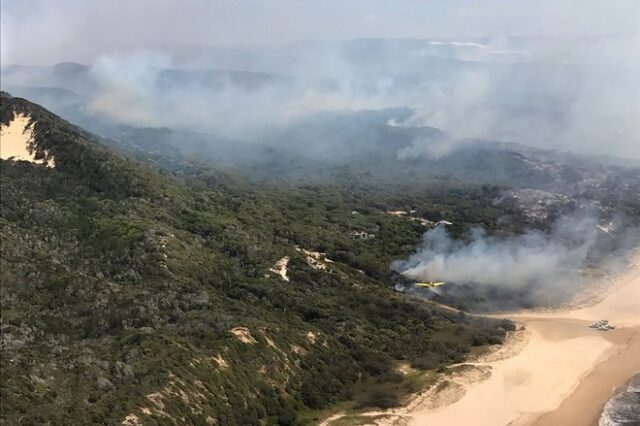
[2,0,639,65]
[2,0,638,159]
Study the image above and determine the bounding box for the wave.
[599,373,640,426]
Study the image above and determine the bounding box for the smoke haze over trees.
[1,0,639,160]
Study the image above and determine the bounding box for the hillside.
[8,76,637,224]
[0,94,513,425]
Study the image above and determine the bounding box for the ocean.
[599,373,640,426]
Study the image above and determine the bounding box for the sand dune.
[0,113,54,167]
[269,256,290,281]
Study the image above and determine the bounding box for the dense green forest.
[0,94,517,425]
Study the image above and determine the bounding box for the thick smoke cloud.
[84,51,393,136]
[5,35,639,160]
[392,214,605,302]
[399,35,640,160]
[1,1,639,159]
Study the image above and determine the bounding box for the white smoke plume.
[82,51,395,138]
[1,2,639,159]
[392,214,604,298]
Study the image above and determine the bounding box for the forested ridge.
[1,94,513,425]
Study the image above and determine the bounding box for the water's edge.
[599,373,640,426]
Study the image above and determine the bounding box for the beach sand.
[405,320,617,426]
[323,251,640,426]
[531,327,640,426]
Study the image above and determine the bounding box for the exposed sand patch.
[230,327,257,344]
[306,331,318,344]
[121,414,143,426]
[410,217,434,226]
[0,113,54,167]
[387,210,409,217]
[267,250,335,279]
[126,372,221,423]
[146,392,166,412]
[385,210,451,227]
[189,353,228,369]
[269,256,290,281]
[297,247,335,271]
[396,362,416,376]
[212,354,228,368]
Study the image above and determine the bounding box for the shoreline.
[321,251,640,426]
[530,327,640,426]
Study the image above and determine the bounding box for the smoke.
[89,52,173,125]
[1,2,639,159]
[392,214,606,303]
[82,51,399,138]
[5,34,639,160]
[399,34,640,160]
[396,135,463,161]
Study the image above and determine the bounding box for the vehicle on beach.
[589,320,615,331]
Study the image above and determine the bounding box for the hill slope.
[0,94,511,425]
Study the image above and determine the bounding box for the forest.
[1,94,515,425]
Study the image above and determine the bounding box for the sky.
[2,0,639,65]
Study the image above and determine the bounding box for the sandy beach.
[323,251,640,426]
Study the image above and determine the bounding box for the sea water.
[599,373,640,426]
